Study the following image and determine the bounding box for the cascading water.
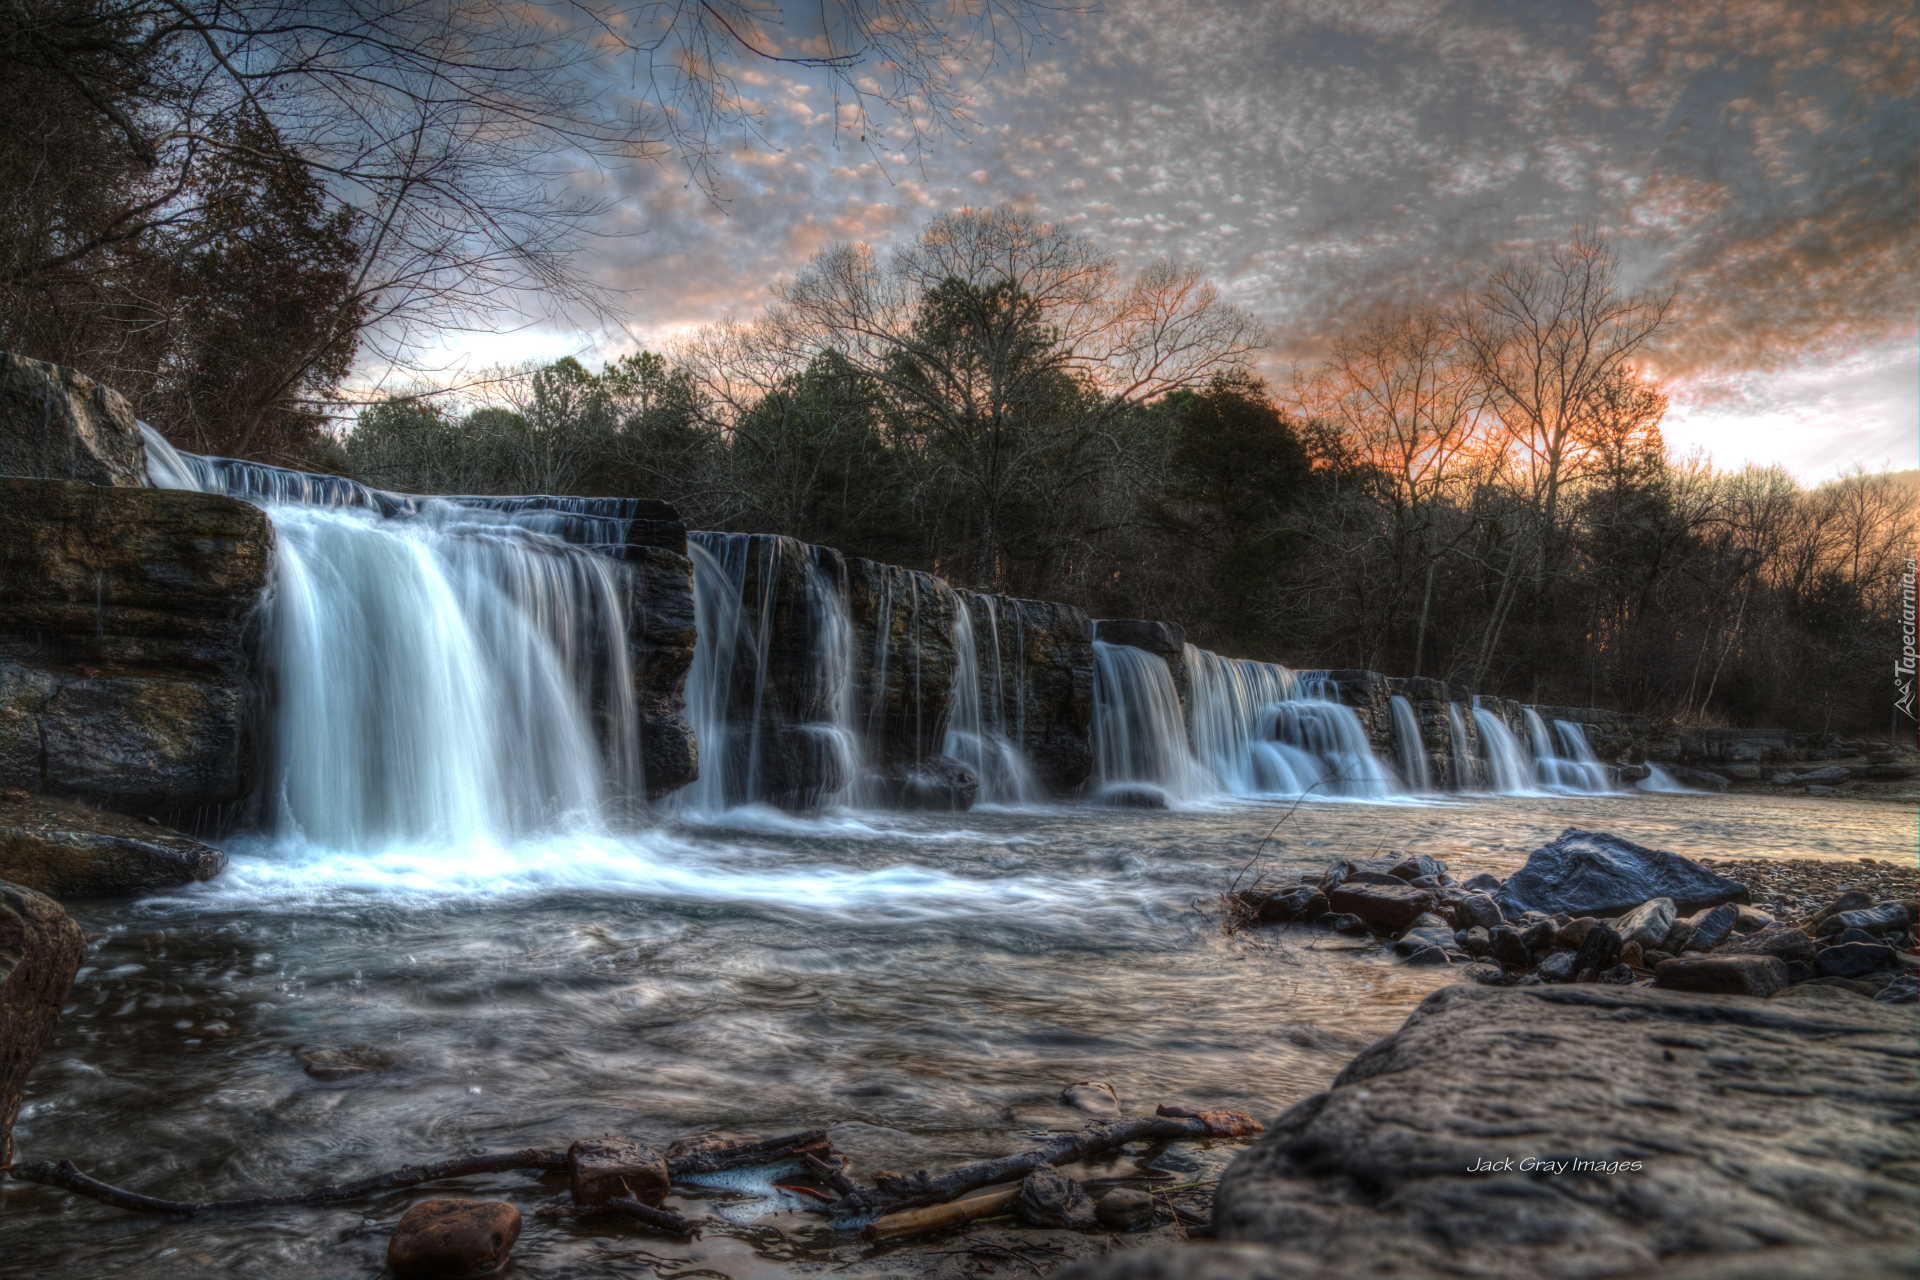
[1472,706,1535,794]
[1523,709,1611,793]
[675,532,859,814]
[945,599,1037,805]
[1266,686,1400,798]
[1091,641,1198,802]
[1184,645,1305,794]
[145,427,647,845]
[1447,702,1480,789]
[1638,764,1688,793]
[1387,695,1432,792]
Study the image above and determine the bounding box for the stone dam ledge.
[1064,983,1919,1280]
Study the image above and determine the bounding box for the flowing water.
[5,791,1908,1279]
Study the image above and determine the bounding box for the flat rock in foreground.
[1194,984,1914,1279]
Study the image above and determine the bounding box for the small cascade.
[1522,709,1611,793]
[1472,706,1535,793]
[1387,695,1432,792]
[946,600,1037,805]
[1447,702,1480,789]
[1185,645,1301,793]
[1091,640,1198,802]
[676,532,858,813]
[1266,688,1400,798]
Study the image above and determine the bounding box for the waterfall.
[1447,702,1480,789]
[946,599,1037,805]
[146,426,649,845]
[1091,641,1197,801]
[1638,764,1687,793]
[676,533,858,814]
[1266,688,1399,798]
[1184,645,1300,793]
[1387,695,1432,792]
[1522,709,1611,792]
[1472,707,1535,794]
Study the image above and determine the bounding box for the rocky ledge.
[0,790,226,897]
[1064,982,1918,1280]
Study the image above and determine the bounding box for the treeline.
[343,211,1914,737]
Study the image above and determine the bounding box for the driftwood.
[861,1185,1022,1243]
[10,1149,569,1218]
[537,1194,698,1235]
[842,1112,1262,1213]
[667,1129,831,1177]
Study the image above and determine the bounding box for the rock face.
[846,557,962,774]
[1094,619,1188,711]
[1207,983,1918,1279]
[1,880,88,1167]
[967,594,1095,796]
[0,352,146,488]
[387,1198,522,1278]
[870,754,979,811]
[0,478,270,821]
[0,793,226,896]
[1493,829,1750,919]
[626,546,699,799]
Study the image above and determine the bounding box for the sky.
[445,0,1918,483]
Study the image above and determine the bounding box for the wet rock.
[0,794,225,897]
[568,1135,669,1207]
[1322,913,1368,936]
[1537,952,1577,982]
[1519,919,1558,957]
[1654,955,1790,997]
[625,545,699,799]
[1732,906,1774,933]
[1458,927,1491,957]
[1785,960,1818,983]
[1717,924,1815,964]
[1681,904,1740,952]
[1339,870,1406,887]
[1557,916,1602,949]
[1400,945,1452,966]
[1866,762,1919,779]
[1817,903,1911,938]
[964,594,1095,796]
[1391,924,1455,959]
[870,755,979,811]
[1326,882,1436,933]
[1616,897,1677,951]
[295,1046,395,1080]
[387,1198,521,1278]
[1808,891,1878,929]
[1829,927,1880,947]
[1386,854,1446,881]
[1488,925,1531,968]
[1597,963,1637,984]
[1816,943,1899,978]
[1618,940,1645,970]
[1246,886,1327,925]
[1459,963,1508,986]
[1572,921,1623,975]
[1492,828,1749,919]
[1460,872,1503,892]
[1456,893,1503,931]
[1016,1163,1097,1230]
[1,881,87,1166]
[0,353,146,487]
[1207,984,1917,1279]
[1062,1080,1121,1117]
[1876,975,1918,1004]
[1090,783,1170,810]
[1095,1186,1155,1230]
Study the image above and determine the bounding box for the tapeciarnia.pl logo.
[1898,558,1917,724]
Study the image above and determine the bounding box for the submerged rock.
[1061,1080,1122,1117]
[1493,828,1750,919]
[1091,783,1171,810]
[0,794,225,896]
[869,755,979,811]
[387,1198,521,1278]
[569,1135,669,1207]
[1,880,87,1167]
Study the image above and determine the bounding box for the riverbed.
[2,789,1909,1277]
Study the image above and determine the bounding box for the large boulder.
[1,880,88,1167]
[1493,829,1750,919]
[1205,983,1917,1278]
[0,793,225,896]
[0,352,146,487]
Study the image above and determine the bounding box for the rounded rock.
[1096,1186,1155,1230]
[387,1198,522,1279]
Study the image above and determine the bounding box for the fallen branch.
[850,1112,1262,1212]
[668,1130,831,1177]
[535,1193,698,1236]
[9,1149,569,1218]
[861,1184,1022,1243]
[800,1150,861,1199]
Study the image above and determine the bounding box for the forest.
[4,1,1911,737]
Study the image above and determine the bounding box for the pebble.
[1095,1187,1155,1230]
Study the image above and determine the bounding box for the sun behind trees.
[347,215,1915,735]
